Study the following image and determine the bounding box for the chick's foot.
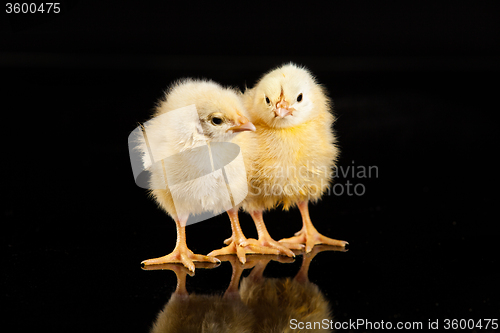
[248,235,301,257]
[279,227,348,253]
[279,201,348,253]
[141,246,220,273]
[208,235,279,265]
[223,235,302,254]
[247,210,303,257]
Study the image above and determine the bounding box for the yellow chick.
[240,63,348,254]
[136,79,257,272]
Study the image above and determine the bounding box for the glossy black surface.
[3,2,499,332]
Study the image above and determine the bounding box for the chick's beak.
[274,99,291,118]
[228,115,256,132]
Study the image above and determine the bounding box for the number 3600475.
[6,3,60,13]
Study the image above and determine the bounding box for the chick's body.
[240,63,348,253]
[138,79,256,271]
[240,96,335,211]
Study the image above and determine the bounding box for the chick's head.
[247,63,324,129]
[197,93,256,143]
[156,79,255,143]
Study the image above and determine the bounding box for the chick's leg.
[279,201,348,253]
[247,210,302,257]
[208,208,279,264]
[141,215,220,272]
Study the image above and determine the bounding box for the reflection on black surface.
[144,257,255,333]
[145,246,345,333]
[241,246,343,333]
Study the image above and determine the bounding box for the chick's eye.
[211,117,223,125]
[297,93,303,102]
[265,96,270,104]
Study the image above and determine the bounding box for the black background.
[3,1,499,332]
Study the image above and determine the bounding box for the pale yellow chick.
[137,79,257,272]
[240,63,348,253]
